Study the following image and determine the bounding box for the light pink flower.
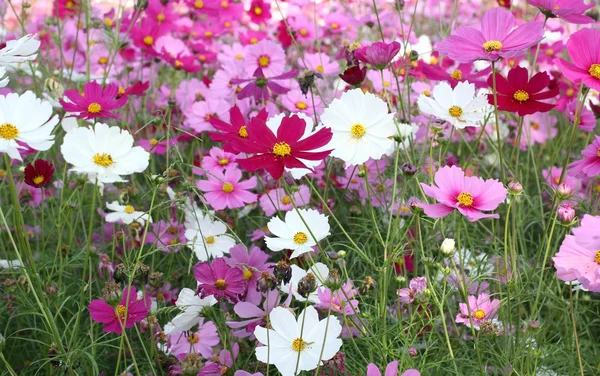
[244,39,285,77]
[185,98,230,134]
[420,166,507,222]
[316,282,360,315]
[196,167,257,210]
[201,147,238,172]
[168,318,220,358]
[366,361,420,376]
[553,234,600,292]
[259,185,311,216]
[455,293,501,329]
[571,214,600,250]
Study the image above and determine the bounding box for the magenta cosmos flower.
[554,28,600,92]
[455,293,501,329]
[553,234,600,292]
[366,361,420,376]
[209,106,269,154]
[194,258,246,303]
[88,286,151,334]
[568,135,600,178]
[354,41,401,70]
[196,166,257,210]
[437,8,544,63]
[231,68,297,102]
[60,81,127,120]
[420,166,507,222]
[527,0,595,24]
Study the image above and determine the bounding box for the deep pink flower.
[194,258,246,303]
[209,106,269,154]
[60,81,127,120]
[366,361,421,376]
[236,114,333,180]
[196,166,258,210]
[437,8,544,63]
[455,293,501,328]
[248,0,271,24]
[201,147,238,171]
[168,318,220,358]
[89,286,151,334]
[354,41,401,70]
[554,28,600,92]
[420,166,508,222]
[553,234,600,292]
[568,136,600,178]
[527,0,595,24]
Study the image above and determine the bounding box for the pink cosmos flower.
[259,185,311,216]
[196,166,257,210]
[244,39,285,77]
[568,136,600,178]
[567,100,596,133]
[437,8,544,63]
[420,62,491,89]
[397,277,427,305]
[89,286,151,334]
[201,147,238,172]
[175,78,210,110]
[146,219,186,252]
[554,29,600,92]
[521,112,557,148]
[232,68,297,102]
[302,53,340,77]
[420,166,508,222]
[194,258,246,303]
[226,244,273,305]
[542,166,580,191]
[168,318,220,358]
[60,81,127,120]
[527,0,595,24]
[248,0,271,24]
[553,234,600,292]
[185,98,230,134]
[227,289,288,338]
[455,293,501,329]
[316,283,360,315]
[571,214,600,250]
[281,89,324,117]
[366,361,421,376]
[354,41,401,70]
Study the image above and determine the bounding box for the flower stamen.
[483,40,502,52]
[293,232,308,244]
[0,123,19,140]
[457,192,474,207]
[350,124,366,139]
[272,142,291,157]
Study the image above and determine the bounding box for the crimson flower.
[236,114,333,180]
[487,66,559,116]
[339,65,368,86]
[118,81,150,98]
[354,41,401,70]
[60,81,127,120]
[208,106,269,154]
[24,159,54,188]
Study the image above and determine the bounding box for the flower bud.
[325,269,343,291]
[555,183,573,200]
[395,275,406,283]
[440,238,455,256]
[507,181,523,195]
[401,162,417,177]
[256,271,279,292]
[408,347,417,357]
[297,273,317,298]
[337,250,347,258]
[557,204,576,224]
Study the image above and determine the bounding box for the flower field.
[0,0,599,375]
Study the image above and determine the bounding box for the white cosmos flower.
[281,262,329,303]
[0,67,8,87]
[105,201,151,225]
[417,81,488,129]
[0,34,40,65]
[265,208,330,259]
[61,123,150,184]
[321,88,396,166]
[0,91,57,160]
[164,288,217,334]
[0,259,22,269]
[254,306,342,376]
[184,208,236,261]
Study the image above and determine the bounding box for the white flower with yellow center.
[320,88,396,166]
[265,208,330,259]
[417,81,488,129]
[0,34,40,66]
[61,123,150,184]
[105,201,151,225]
[0,91,57,161]
[184,207,236,261]
[164,288,217,334]
[254,306,342,376]
[281,262,329,303]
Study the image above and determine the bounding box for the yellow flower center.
[235,53,243,60]
[188,334,199,343]
[531,122,540,130]
[293,232,308,244]
[254,6,262,15]
[589,64,600,79]
[66,0,74,8]
[222,182,234,193]
[566,88,574,97]
[150,138,159,146]
[272,142,291,157]
[214,279,227,290]
[292,338,307,352]
[0,123,19,140]
[220,0,229,7]
[175,60,184,68]
[483,40,502,52]
[350,124,366,139]
[218,158,229,165]
[316,65,324,73]
[281,195,292,205]
[513,90,529,102]
[238,126,248,138]
[594,250,600,264]
[422,90,431,96]
[554,4,559,9]
[250,38,258,44]
[157,13,165,22]
[33,176,45,185]
[115,304,127,319]
[597,149,600,158]
[93,153,113,167]
[195,0,204,8]
[299,28,308,36]
[143,36,154,46]
[243,268,253,280]
[448,105,463,118]
[205,236,215,244]
[87,102,102,113]
[258,55,270,67]
[331,22,339,29]
[204,31,213,38]
[451,69,463,80]
[124,205,135,214]
[457,192,474,207]
[98,57,108,64]
[296,101,307,110]
[473,309,486,320]
[545,48,554,56]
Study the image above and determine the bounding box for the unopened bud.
[401,162,417,177]
[337,250,347,258]
[325,269,343,290]
[557,204,576,224]
[556,183,573,200]
[440,238,455,256]
[408,347,417,357]
[508,181,523,195]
